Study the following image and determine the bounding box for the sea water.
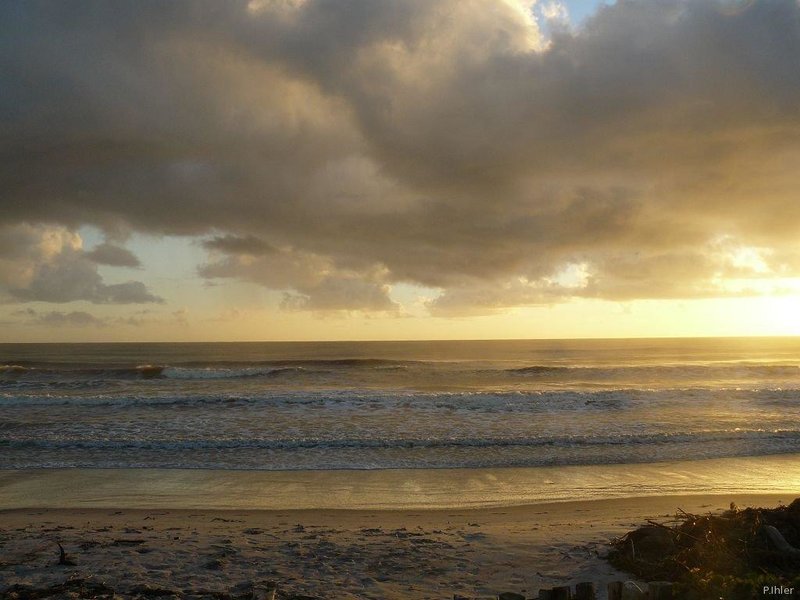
[3,338,800,474]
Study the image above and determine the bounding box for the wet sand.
[2,453,800,510]
[0,494,793,599]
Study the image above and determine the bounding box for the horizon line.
[2,334,800,345]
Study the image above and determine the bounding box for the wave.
[159,365,309,380]
[505,363,800,378]
[3,358,800,386]
[2,386,799,409]
[506,365,569,375]
[0,364,166,379]
[0,358,422,381]
[0,364,318,382]
[4,428,800,452]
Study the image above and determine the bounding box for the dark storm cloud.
[85,243,142,267]
[203,235,276,256]
[2,0,800,313]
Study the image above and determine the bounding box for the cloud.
[2,0,800,314]
[539,1,571,25]
[12,255,163,304]
[13,307,190,328]
[85,243,141,267]
[172,307,190,326]
[203,235,276,256]
[0,224,162,305]
[280,277,397,312]
[21,309,107,328]
[200,246,398,312]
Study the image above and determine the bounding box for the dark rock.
[627,525,675,561]
[499,593,526,600]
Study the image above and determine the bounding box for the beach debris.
[765,525,800,558]
[608,498,800,599]
[56,542,76,566]
[647,581,674,600]
[574,581,596,600]
[625,526,674,561]
[111,538,146,546]
[551,586,572,599]
[606,581,671,600]
[537,585,571,599]
[620,581,646,600]
[606,581,623,600]
[534,581,611,599]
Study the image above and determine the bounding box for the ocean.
[3,337,800,474]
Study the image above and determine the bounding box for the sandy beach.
[1,493,793,599]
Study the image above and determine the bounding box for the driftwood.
[574,581,596,600]
[551,586,572,599]
[620,581,646,600]
[57,542,76,566]
[607,581,624,600]
[648,581,674,600]
[537,581,664,600]
[764,525,800,558]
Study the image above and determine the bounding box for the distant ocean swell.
[3,360,800,382]
[0,364,312,380]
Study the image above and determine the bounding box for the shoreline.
[0,492,793,518]
[3,453,800,511]
[4,455,798,597]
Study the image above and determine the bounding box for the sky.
[2,0,800,342]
